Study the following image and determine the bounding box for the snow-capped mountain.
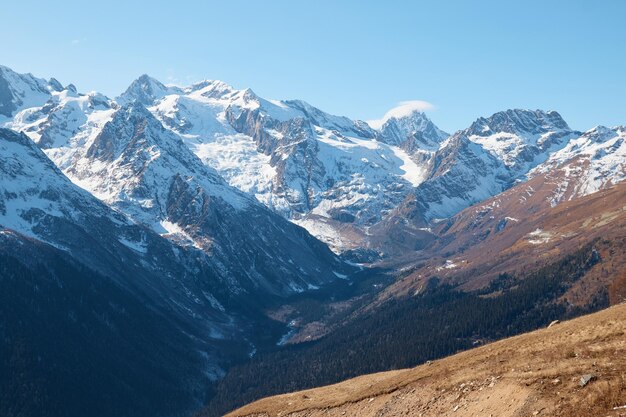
[369,110,582,253]
[4,64,626,261]
[7,88,113,149]
[0,127,239,368]
[0,65,60,118]
[113,75,446,251]
[465,109,578,176]
[404,133,509,221]
[118,73,184,105]
[55,103,347,294]
[1,66,451,253]
[530,125,626,205]
[373,103,449,152]
[1,66,350,293]
[406,109,579,220]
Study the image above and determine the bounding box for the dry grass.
[381,176,626,303]
[227,303,626,417]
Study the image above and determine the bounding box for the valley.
[227,301,626,417]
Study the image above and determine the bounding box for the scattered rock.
[579,374,595,387]
[551,378,561,385]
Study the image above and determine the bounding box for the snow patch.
[527,228,552,245]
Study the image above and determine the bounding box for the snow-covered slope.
[116,75,443,251]
[372,110,582,253]
[0,65,59,118]
[465,109,578,176]
[62,101,250,225]
[530,125,626,205]
[5,87,114,149]
[407,134,509,221]
[1,65,350,292]
[38,98,348,294]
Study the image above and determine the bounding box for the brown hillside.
[381,172,626,303]
[227,303,626,417]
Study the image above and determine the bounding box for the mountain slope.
[0,236,210,417]
[228,303,626,417]
[0,127,257,417]
[1,127,246,314]
[405,109,578,221]
[117,74,443,251]
[0,65,58,118]
[46,101,349,295]
[378,153,626,304]
[368,110,581,254]
[530,125,626,204]
[0,64,434,257]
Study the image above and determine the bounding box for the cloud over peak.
[368,100,435,129]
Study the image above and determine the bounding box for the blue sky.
[2,0,625,132]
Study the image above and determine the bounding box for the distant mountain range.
[4,65,624,257]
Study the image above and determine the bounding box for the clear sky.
[2,0,625,133]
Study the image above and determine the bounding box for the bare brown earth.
[227,303,626,417]
[381,170,626,304]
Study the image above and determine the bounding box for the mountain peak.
[187,79,236,99]
[0,65,54,117]
[367,100,436,130]
[372,103,448,150]
[119,74,181,105]
[48,77,64,92]
[468,109,570,137]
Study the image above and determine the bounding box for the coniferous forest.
[201,243,607,416]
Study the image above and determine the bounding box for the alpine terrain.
[1,63,625,417]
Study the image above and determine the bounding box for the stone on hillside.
[579,374,595,387]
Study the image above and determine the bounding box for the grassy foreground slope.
[229,302,626,417]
